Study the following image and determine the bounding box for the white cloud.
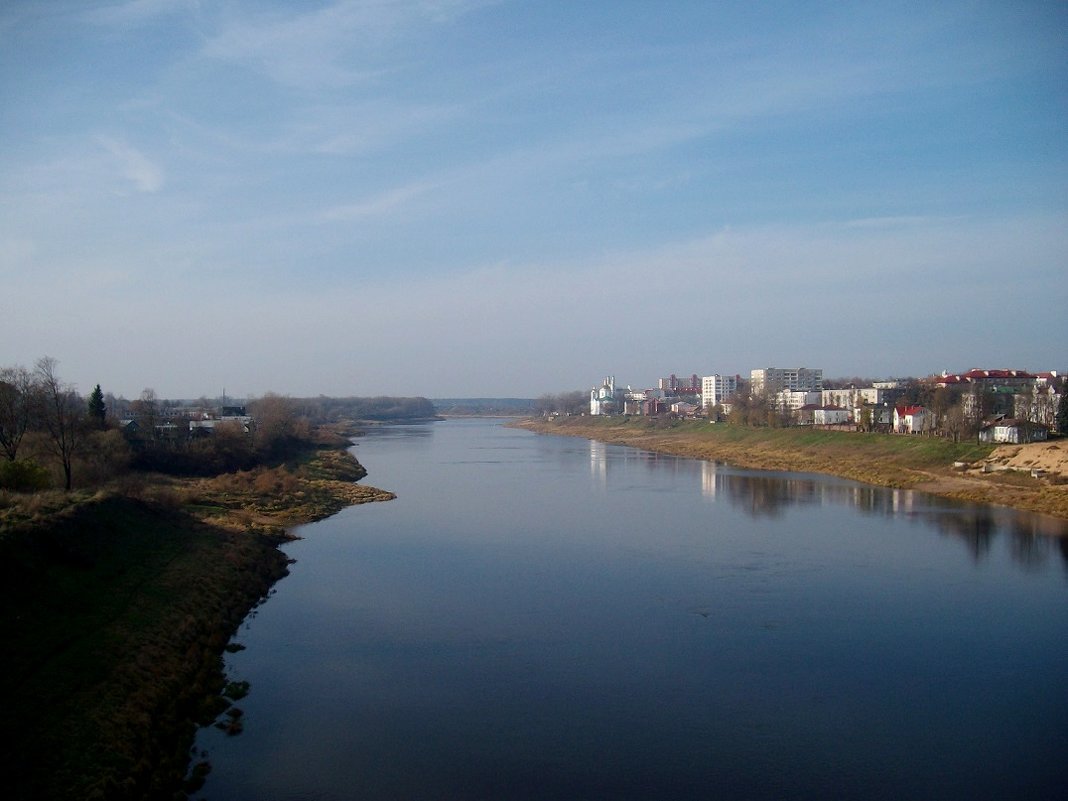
[309,101,461,156]
[322,181,437,222]
[96,136,165,193]
[84,0,199,27]
[200,0,492,89]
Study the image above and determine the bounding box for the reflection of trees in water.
[928,509,997,562]
[1010,530,1048,571]
[707,469,856,519]
[919,505,1068,571]
[703,462,1068,573]
[1007,517,1068,571]
[705,466,919,520]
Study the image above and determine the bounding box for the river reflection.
[587,440,1068,572]
[707,462,1067,570]
[197,420,1068,801]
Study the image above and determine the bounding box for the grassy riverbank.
[0,438,392,800]
[515,417,1068,522]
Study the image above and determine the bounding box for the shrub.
[0,458,52,492]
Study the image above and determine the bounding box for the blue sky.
[1,1,1065,398]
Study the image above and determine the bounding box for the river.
[194,418,1068,800]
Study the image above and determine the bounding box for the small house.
[894,405,933,434]
[979,419,1049,444]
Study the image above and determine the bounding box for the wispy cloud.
[844,215,962,230]
[322,181,437,222]
[97,136,165,193]
[84,0,200,27]
[201,0,492,89]
[309,101,461,156]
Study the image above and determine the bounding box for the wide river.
[195,419,1068,800]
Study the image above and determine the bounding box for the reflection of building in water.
[700,462,930,520]
[589,439,696,490]
[700,462,851,517]
[700,459,1068,571]
[589,439,607,486]
[701,461,719,499]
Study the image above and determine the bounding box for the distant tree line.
[533,391,588,417]
[291,396,438,423]
[433,398,537,416]
[0,357,439,492]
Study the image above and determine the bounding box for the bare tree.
[130,388,160,440]
[34,357,85,490]
[248,392,299,456]
[0,365,35,461]
[943,405,968,443]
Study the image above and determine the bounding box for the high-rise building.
[750,367,822,396]
[701,374,739,407]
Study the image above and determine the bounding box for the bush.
[0,459,52,492]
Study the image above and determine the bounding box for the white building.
[701,374,738,409]
[821,387,882,410]
[751,367,823,396]
[813,407,851,425]
[590,376,618,416]
[775,389,822,412]
[979,419,1049,444]
[819,387,899,421]
[1015,385,1061,430]
[189,415,254,434]
[893,405,933,434]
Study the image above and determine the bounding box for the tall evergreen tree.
[1057,389,1068,435]
[87,384,107,428]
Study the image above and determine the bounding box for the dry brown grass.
[178,447,393,533]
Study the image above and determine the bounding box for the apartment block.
[750,367,823,396]
[701,374,739,408]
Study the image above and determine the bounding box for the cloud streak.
[83,0,199,27]
[97,137,165,193]
[321,180,438,222]
[200,0,492,89]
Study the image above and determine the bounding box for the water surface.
[196,419,1068,800]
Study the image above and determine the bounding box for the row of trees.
[125,391,313,477]
[0,358,92,491]
[1,358,447,493]
[0,359,317,492]
[534,391,588,417]
[288,395,437,422]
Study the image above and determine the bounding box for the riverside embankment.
[515,417,1068,522]
[0,441,393,800]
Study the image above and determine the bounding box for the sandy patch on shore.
[985,440,1068,479]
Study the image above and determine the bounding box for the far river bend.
[194,418,1068,800]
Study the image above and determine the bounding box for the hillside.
[0,441,394,800]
